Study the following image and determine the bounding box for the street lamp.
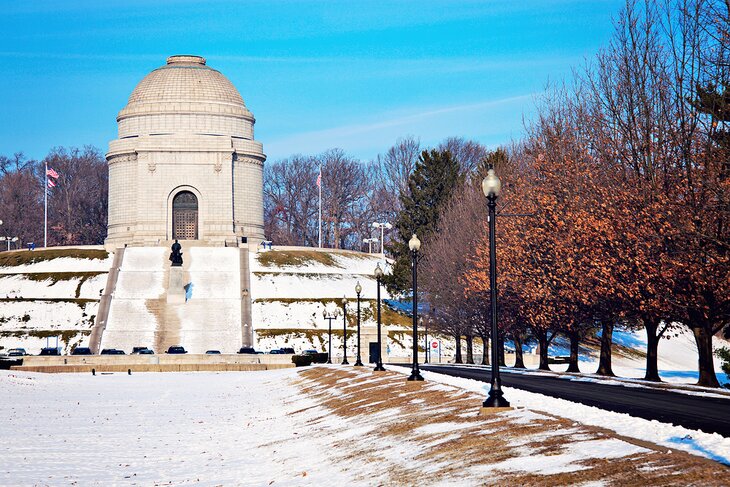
[481,168,510,408]
[341,296,349,365]
[407,234,424,382]
[0,236,18,251]
[242,288,250,347]
[323,308,340,364]
[354,281,363,366]
[363,237,379,253]
[371,222,392,254]
[373,263,386,371]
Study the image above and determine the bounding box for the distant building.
[105,55,265,247]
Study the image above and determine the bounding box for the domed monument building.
[106,55,265,247]
[0,54,399,362]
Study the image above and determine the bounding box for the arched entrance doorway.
[172,191,198,240]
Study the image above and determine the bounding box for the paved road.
[415,364,730,437]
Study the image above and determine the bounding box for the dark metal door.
[369,342,379,363]
[172,191,198,240]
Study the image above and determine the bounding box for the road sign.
[431,340,438,349]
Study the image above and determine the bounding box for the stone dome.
[116,55,255,139]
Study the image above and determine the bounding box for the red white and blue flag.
[46,167,59,179]
[47,179,56,188]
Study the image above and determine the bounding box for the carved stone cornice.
[107,153,138,165]
[234,154,264,167]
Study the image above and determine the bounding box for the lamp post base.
[407,371,424,381]
[373,364,386,372]
[326,360,332,364]
[482,389,510,408]
[354,359,364,366]
[341,359,349,365]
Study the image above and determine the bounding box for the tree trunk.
[480,335,489,365]
[513,332,525,369]
[691,323,720,388]
[536,330,550,371]
[566,331,581,373]
[454,334,463,364]
[643,316,662,382]
[596,319,615,376]
[465,335,474,364]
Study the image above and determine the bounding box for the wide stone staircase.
[100,246,243,354]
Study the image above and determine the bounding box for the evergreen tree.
[384,149,461,294]
[696,82,730,155]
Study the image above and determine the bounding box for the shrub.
[292,354,314,367]
[313,352,329,364]
[715,347,730,386]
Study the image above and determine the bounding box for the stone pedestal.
[167,266,185,303]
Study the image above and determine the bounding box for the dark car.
[71,347,93,356]
[279,347,295,354]
[7,348,27,356]
[302,349,318,356]
[131,347,151,354]
[166,346,187,354]
[100,348,125,355]
[205,350,221,355]
[237,347,257,354]
[39,347,61,356]
[269,349,283,354]
[138,348,154,355]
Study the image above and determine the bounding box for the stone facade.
[106,55,266,247]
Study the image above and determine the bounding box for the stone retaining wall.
[12,363,293,373]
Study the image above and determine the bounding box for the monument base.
[168,266,185,303]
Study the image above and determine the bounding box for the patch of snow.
[474,438,649,476]
[414,421,477,435]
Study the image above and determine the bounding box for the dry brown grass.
[256,250,341,268]
[293,367,729,486]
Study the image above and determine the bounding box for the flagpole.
[44,160,47,248]
[318,167,322,248]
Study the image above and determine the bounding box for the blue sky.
[0,0,623,162]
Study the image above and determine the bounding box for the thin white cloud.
[264,93,537,160]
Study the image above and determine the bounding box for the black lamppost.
[373,263,386,372]
[407,234,424,382]
[341,296,349,365]
[323,308,339,364]
[354,281,363,366]
[482,168,510,408]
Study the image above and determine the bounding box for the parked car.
[71,347,93,356]
[131,347,151,354]
[269,349,283,354]
[166,346,187,354]
[138,348,155,355]
[39,347,61,356]
[279,347,295,354]
[7,348,27,356]
[100,348,125,355]
[237,347,257,354]
[205,350,221,355]
[302,349,319,356]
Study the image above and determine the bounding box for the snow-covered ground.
[0,249,113,354]
[1,366,727,485]
[251,249,414,355]
[539,327,730,387]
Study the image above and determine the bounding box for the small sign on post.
[431,340,441,363]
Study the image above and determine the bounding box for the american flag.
[46,167,59,179]
[316,171,321,188]
[47,179,56,188]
